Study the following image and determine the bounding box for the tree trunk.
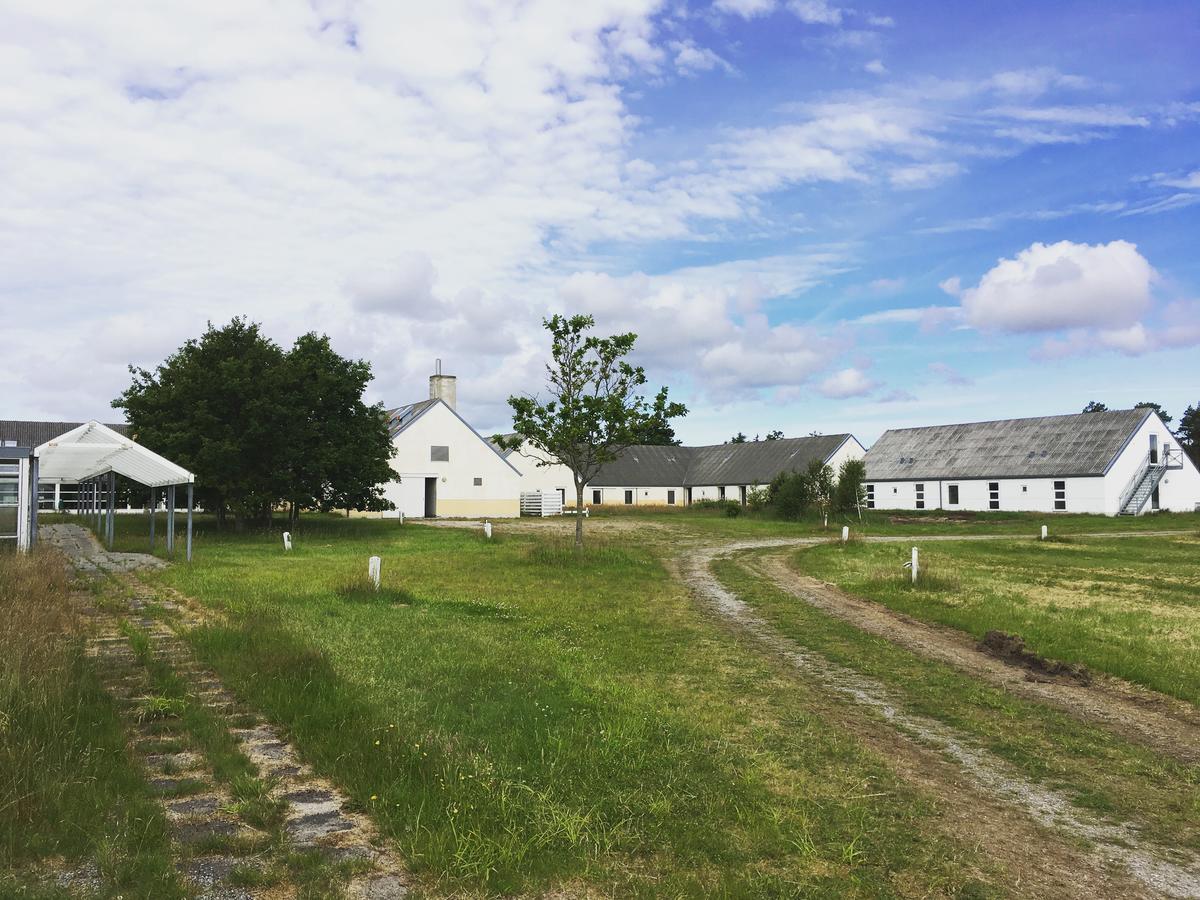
[575,482,585,550]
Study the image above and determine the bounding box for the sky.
[3,0,1199,446]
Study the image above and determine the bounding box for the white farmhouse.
[376,370,522,518]
[864,408,1200,516]
[587,434,867,507]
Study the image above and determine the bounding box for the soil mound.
[978,630,1091,685]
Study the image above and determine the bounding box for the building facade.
[864,409,1200,516]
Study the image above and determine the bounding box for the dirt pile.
[978,630,1091,685]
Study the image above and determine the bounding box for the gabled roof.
[0,419,129,450]
[864,408,1152,481]
[385,399,523,475]
[34,421,193,487]
[590,434,855,487]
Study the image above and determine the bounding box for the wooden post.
[167,484,176,557]
[186,482,193,562]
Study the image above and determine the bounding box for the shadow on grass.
[334,580,522,620]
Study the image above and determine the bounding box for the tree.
[807,458,836,527]
[116,318,290,528]
[115,318,395,528]
[766,430,784,440]
[1133,401,1173,427]
[628,387,685,445]
[497,315,686,549]
[278,333,396,522]
[834,458,867,518]
[1179,403,1200,466]
[1082,401,1109,413]
[728,432,748,444]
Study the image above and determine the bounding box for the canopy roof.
[35,421,194,488]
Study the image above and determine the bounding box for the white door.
[382,474,433,518]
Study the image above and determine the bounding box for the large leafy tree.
[278,333,396,521]
[497,314,686,549]
[115,319,394,528]
[1179,403,1200,466]
[628,388,684,445]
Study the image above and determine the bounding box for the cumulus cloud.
[959,240,1155,332]
[864,59,887,75]
[787,0,844,25]
[818,367,878,398]
[347,253,439,316]
[713,0,777,18]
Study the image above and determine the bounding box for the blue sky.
[3,1,1198,444]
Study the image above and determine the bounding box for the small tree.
[1082,401,1108,413]
[765,430,784,440]
[498,315,686,549]
[806,458,836,528]
[1133,401,1173,427]
[834,458,867,519]
[728,432,748,444]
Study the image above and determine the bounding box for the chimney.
[429,358,457,411]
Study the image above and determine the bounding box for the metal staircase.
[1117,447,1183,515]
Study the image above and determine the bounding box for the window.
[865,484,875,509]
[988,482,1000,510]
[592,489,602,505]
[473,477,483,486]
[718,486,726,501]
[430,445,449,462]
[624,490,633,505]
[667,490,676,505]
[947,484,959,505]
[1053,480,1066,511]
[915,483,925,510]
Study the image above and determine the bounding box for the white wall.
[1102,411,1200,514]
[379,402,522,518]
[826,435,868,472]
[589,485,684,506]
[505,441,578,504]
[866,476,1107,514]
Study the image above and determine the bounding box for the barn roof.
[590,434,855,487]
[0,419,129,449]
[384,399,438,438]
[864,408,1152,481]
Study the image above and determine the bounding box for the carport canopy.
[32,421,196,560]
[35,421,193,487]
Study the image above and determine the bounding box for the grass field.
[791,534,1200,703]
[0,549,182,898]
[714,553,1200,855]
[135,516,1002,896]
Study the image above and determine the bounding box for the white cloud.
[818,367,878,398]
[987,68,1090,96]
[713,0,777,18]
[889,161,962,188]
[1155,169,1200,189]
[959,240,1155,332]
[670,40,736,77]
[347,252,439,316]
[787,0,844,25]
[938,276,962,296]
[864,59,887,76]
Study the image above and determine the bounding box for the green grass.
[0,550,183,898]
[134,515,1000,897]
[792,535,1200,703]
[714,553,1200,854]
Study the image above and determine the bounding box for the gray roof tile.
[591,434,853,487]
[864,409,1151,480]
[0,420,129,450]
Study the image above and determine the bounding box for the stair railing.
[1117,449,1169,514]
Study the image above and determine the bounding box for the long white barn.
[864,408,1200,516]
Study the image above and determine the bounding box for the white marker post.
[399,511,404,525]
[483,521,493,540]
[1040,525,1048,541]
[911,546,919,584]
[841,525,849,544]
[368,555,381,591]
[283,531,292,551]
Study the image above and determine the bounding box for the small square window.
[430,445,449,462]
[473,477,482,486]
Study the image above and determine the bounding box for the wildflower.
[374,739,381,746]
[370,794,378,801]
